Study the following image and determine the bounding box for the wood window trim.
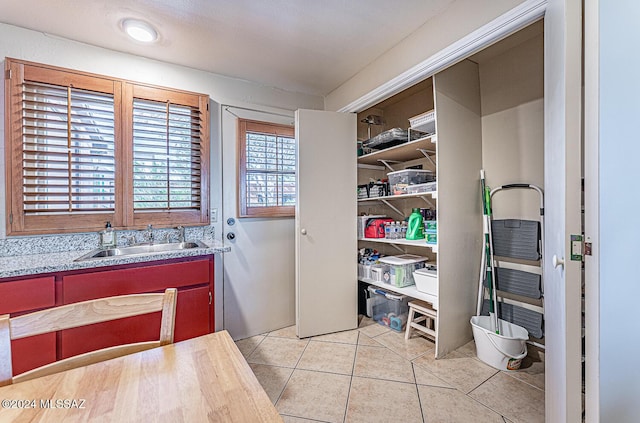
[124,83,210,228]
[4,58,210,236]
[237,119,295,218]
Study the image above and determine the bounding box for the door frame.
[583,0,599,418]
[337,0,588,420]
[218,103,298,340]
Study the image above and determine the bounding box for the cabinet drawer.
[0,276,55,314]
[60,286,211,358]
[0,276,56,376]
[62,259,210,303]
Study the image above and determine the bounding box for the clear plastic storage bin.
[406,181,437,194]
[387,169,435,195]
[378,254,428,287]
[367,286,409,332]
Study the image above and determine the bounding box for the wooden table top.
[0,331,283,422]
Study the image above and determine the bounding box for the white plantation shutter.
[21,81,116,214]
[132,99,202,211]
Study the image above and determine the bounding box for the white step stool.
[405,300,437,341]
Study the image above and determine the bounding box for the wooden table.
[0,331,282,422]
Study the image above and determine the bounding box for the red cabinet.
[0,276,57,375]
[0,255,214,373]
[60,258,213,358]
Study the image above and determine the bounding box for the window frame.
[4,58,210,236]
[237,119,295,218]
[123,83,210,228]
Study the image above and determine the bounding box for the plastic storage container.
[408,110,436,134]
[387,169,435,195]
[378,254,428,287]
[367,286,410,332]
[406,182,437,194]
[413,265,438,296]
[358,263,384,282]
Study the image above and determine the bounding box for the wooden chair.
[0,288,177,386]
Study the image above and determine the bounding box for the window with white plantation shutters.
[132,99,202,211]
[238,119,295,217]
[22,82,116,214]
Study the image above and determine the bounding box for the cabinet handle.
[209,291,212,305]
[301,229,307,235]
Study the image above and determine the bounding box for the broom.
[480,169,499,334]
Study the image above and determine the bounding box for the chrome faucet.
[175,226,185,243]
[144,224,154,243]
[124,233,137,246]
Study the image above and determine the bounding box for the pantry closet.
[356,20,544,358]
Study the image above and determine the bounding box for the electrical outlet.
[211,208,218,222]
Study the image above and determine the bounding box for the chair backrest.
[0,288,177,386]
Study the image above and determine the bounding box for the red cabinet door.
[174,286,211,342]
[0,276,57,375]
[60,258,213,359]
[60,286,211,358]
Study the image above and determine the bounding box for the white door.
[221,106,296,340]
[544,0,583,421]
[295,109,358,338]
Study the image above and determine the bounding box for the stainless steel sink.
[74,241,208,261]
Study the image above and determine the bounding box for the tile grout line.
[412,363,426,423]
[271,335,311,409]
[501,369,545,392]
[280,413,332,423]
[369,327,436,363]
[466,370,500,396]
[342,330,360,423]
[464,374,519,423]
[244,334,268,359]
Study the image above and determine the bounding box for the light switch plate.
[211,208,218,222]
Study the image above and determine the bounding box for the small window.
[237,119,295,217]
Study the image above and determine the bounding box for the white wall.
[0,22,323,240]
[324,0,526,112]
[0,22,323,332]
[479,33,544,222]
[598,1,640,421]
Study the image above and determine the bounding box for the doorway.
[220,105,297,340]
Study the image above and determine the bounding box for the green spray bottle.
[406,208,425,240]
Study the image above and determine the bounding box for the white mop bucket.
[470,315,528,371]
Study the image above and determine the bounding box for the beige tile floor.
[236,317,545,423]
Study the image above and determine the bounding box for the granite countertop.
[0,239,230,279]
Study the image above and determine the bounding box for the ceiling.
[0,0,456,97]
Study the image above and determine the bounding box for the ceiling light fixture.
[122,19,158,43]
